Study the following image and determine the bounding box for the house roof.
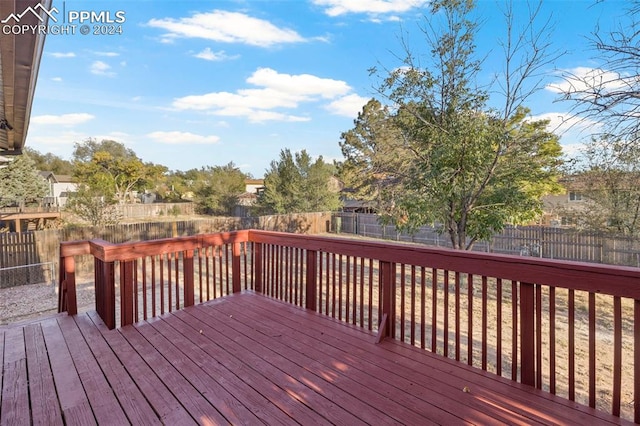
[0,0,51,155]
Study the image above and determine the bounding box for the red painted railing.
[59,229,640,422]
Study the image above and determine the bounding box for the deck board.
[40,318,97,425]
[1,327,29,426]
[23,324,63,425]
[0,291,633,425]
[73,313,160,425]
[220,294,528,425]
[85,311,197,425]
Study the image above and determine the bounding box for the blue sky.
[23,0,628,177]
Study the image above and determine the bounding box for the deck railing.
[58,229,640,422]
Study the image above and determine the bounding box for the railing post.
[254,242,263,293]
[95,259,116,330]
[520,282,536,386]
[120,260,135,327]
[57,255,77,315]
[377,261,394,342]
[184,250,195,306]
[305,249,317,311]
[232,242,241,293]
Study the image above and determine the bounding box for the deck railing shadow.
[58,229,640,423]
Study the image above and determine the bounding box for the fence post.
[520,282,536,386]
[376,261,395,343]
[120,260,135,327]
[305,249,317,311]
[232,242,241,293]
[184,250,195,306]
[254,242,263,293]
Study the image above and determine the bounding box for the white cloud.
[147,10,305,47]
[172,67,352,122]
[326,93,370,117]
[147,131,220,145]
[31,113,95,126]
[91,51,119,57]
[48,52,75,58]
[528,112,601,135]
[51,77,62,82]
[313,0,427,17]
[193,47,236,61]
[90,61,115,76]
[546,67,629,97]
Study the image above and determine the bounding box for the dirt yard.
[0,278,95,325]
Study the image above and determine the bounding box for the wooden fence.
[0,212,332,287]
[333,213,640,267]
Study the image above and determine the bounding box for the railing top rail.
[61,230,250,263]
[248,230,640,299]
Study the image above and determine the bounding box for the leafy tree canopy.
[24,147,73,175]
[258,149,342,214]
[340,0,563,249]
[192,162,248,216]
[0,154,48,207]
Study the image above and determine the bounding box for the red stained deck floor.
[0,292,631,425]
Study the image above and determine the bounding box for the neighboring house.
[233,179,264,217]
[540,176,590,227]
[39,172,77,207]
[244,179,264,194]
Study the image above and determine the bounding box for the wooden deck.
[0,292,631,425]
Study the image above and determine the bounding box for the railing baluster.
[613,296,622,416]
[569,289,575,401]
[496,278,502,377]
[549,286,556,394]
[431,268,438,353]
[589,292,596,407]
[444,270,449,357]
[120,260,135,327]
[185,249,195,306]
[467,273,473,366]
[455,271,460,361]
[511,280,518,381]
[536,284,542,389]
[305,249,317,311]
[635,299,640,424]
[481,275,487,371]
[232,242,241,294]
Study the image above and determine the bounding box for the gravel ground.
[0,278,95,325]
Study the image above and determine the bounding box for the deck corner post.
[254,242,263,293]
[95,259,116,329]
[184,249,195,306]
[520,281,536,387]
[120,260,135,327]
[232,242,242,293]
[379,261,394,340]
[305,249,317,311]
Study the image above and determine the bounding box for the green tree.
[0,154,48,207]
[340,0,563,249]
[193,162,247,215]
[65,186,121,227]
[564,136,640,236]
[24,147,73,175]
[71,139,157,204]
[258,149,342,214]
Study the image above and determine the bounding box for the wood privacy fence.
[0,212,332,287]
[333,213,640,267]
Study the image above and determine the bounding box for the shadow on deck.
[0,292,628,425]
